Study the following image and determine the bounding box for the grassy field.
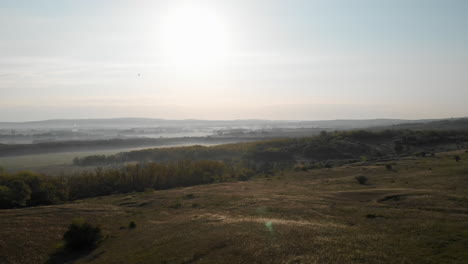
[1,150,467,264]
[0,150,123,171]
[0,143,220,173]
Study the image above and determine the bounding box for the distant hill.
[0,118,281,129]
[0,118,438,129]
[294,118,436,129]
[371,118,468,131]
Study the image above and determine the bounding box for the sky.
[0,0,467,121]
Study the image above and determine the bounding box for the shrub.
[237,168,254,181]
[385,164,393,171]
[128,221,136,229]
[355,176,368,185]
[63,219,102,250]
[454,155,461,162]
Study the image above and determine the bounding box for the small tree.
[355,176,368,185]
[63,219,102,251]
[4,180,31,208]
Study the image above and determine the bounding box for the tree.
[355,176,368,185]
[5,180,31,208]
[0,185,13,208]
[63,218,102,250]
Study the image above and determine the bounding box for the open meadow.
[1,150,467,264]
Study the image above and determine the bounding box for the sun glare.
[160,4,231,68]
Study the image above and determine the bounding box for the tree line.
[0,160,257,209]
[73,129,468,167]
[2,129,467,209]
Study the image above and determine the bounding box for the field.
[0,143,220,173]
[0,150,123,172]
[1,150,467,264]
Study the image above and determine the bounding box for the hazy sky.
[0,0,467,121]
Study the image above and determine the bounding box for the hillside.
[372,118,468,131]
[1,150,467,264]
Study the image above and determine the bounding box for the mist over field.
[1,1,468,263]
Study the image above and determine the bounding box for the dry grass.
[1,150,468,263]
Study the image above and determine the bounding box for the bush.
[355,176,368,185]
[128,221,136,229]
[237,168,254,181]
[454,155,461,162]
[385,164,393,171]
[63,219,102,250]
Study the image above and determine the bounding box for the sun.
[159,4,231,68]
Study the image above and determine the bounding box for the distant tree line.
[73,129,468,167]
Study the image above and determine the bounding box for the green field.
[1,150,467,264]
